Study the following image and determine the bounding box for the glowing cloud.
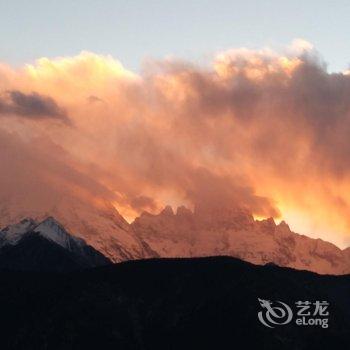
[0,41,350,248]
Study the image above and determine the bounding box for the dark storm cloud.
[0,90,70,124]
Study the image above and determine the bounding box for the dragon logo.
[257,298,293,328]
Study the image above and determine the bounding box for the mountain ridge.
[132,205,350,275]
[0,197,349,274]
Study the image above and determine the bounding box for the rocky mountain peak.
[277,220,291,231]
[176,205,193,217]
[160,205,175,216]
[132,204,350,275]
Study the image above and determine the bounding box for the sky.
[1,0,350,72]
[1,1,350,249]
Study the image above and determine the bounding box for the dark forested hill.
[0,257,349,350]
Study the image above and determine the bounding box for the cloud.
[0,128,117,213]
[1,44,350,247]
[0,90,70,124]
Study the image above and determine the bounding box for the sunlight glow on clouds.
[1,41,350,248]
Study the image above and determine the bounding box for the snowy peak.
[0,216,111,271]
[33,216,84,250]
[0,216,85,251]
[0,218,38,247]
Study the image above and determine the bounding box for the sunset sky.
[1,1,350,249]
[1,1,350,72]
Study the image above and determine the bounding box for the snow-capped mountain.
[0,194,155,262]
[33,216,86,250]
[0,194,349,274]
[0,217,84,250]
[132,205,350,275]
[0,217,110,271]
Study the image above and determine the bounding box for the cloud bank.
[1,44,350,248]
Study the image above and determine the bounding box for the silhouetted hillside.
[0,257,348,349]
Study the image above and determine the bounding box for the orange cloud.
[1,42,350,248]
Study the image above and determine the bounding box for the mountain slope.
[0,194,155,262]
[0,257,348,349]
[0,217,111,271]
[132,205,350,275]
